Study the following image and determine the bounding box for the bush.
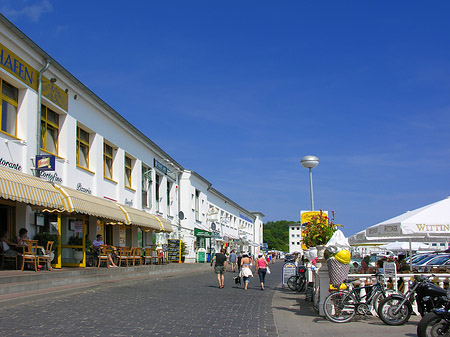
[33,232,58,251]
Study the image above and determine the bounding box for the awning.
[53,185,127,223]
[0,167,65,210]
[120,205,161,230]
[153,215,173,232]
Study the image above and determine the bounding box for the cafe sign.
[194,228,212,237]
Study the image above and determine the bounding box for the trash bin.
[197,248,206,263]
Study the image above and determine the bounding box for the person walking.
[240,252,253,291]
[256,254,269,290]
[229,250,237,272]
[211,248,227,288]
[237,252,242,274]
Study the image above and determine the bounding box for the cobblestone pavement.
[0,262,283,336]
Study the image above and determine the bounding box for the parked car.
[284,254,295,262]
[416,254,450,272]
[413,254,448,267]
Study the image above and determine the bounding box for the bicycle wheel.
[323,291,357,323]
[287,276,298,291]
[297,276,306,293]
[372,289,395,314]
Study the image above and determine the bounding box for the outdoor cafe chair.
[21,239,39,272]
[143,247,153,265]
[97,246,110,268]
[117,247,131,267]
[0,242,18,270]
[132,247,142,266]
[38,241,54,271]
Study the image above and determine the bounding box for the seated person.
[1,232,22,257]
[92,234,118,267]
[13,227,29,253]
[359,259,375,274]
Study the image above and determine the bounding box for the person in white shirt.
[92,234,118,267]
[1,232,21,256]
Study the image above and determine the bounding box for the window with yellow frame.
[77,126,89,169]
[103,142,113,180]
[125,155,132,188]
[0,79,18,137]
[41,105,59,155]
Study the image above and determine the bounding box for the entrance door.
[61,217,86,267]
[0,202,15,240]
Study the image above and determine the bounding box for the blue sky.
[2,1,450,236]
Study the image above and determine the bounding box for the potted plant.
[180,241,188,263]
[302,211,341,259]
[68,235,92,262]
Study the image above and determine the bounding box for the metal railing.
[307,266,450,314]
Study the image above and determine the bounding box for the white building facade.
[178,171,264,262]
[0,14,263,267]
[289,223,302,254]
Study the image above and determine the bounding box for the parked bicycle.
[323,273,394,323]
[287,265,307,292]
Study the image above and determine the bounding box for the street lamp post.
[301,155,319,211]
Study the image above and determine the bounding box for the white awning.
[0,167,64,210]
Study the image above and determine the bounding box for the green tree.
[263,220,296,252]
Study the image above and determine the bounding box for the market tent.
[380,241,429,251]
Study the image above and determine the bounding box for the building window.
[292,234,295,237]
[167,181,172,216]
[0,80,18,137]
[103,143,113,179]
[195,190,200,221]
[125,155,132,188]
[41,105,59,155]
[76,127,89,169]
[297,227,300,231]
[142,166,152,208]
[155,174,161,212]
[292,242,295,245]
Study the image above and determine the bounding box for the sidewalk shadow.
[272,287,321,318]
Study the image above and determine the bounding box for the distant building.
[289,223,302,254]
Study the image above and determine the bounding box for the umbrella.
[380,241,429,251]
[365,197,450,270]
[366,197,450,238]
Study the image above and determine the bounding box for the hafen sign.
[0,43,68,111]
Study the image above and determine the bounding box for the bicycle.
[287,265,307,292]
[323,273,395,323]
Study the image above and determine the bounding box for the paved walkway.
[272,278,420,337]
[0,261,420,336]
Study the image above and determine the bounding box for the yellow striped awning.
[0,167,65,210]
[120,205,161,230]
[153,215,173,233]
[53,185,127,223]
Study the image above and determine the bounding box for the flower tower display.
[302,211,340,260]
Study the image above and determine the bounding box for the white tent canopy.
[380,241,429,251]
[366,196,450,239]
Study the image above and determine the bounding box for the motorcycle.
[417,294,450,337]
[377,275,448,325]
